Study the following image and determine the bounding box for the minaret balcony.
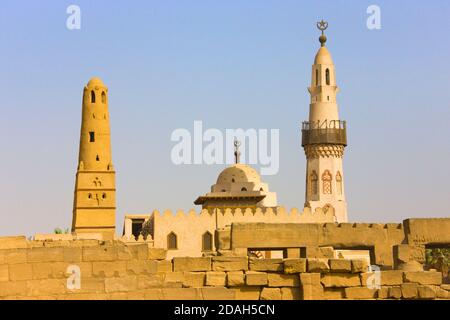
[301,120,347,146]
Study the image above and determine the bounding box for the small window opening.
[167,232,178,250]
[202,232,213,251]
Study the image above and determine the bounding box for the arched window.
[336,171,343,195]
[322,170,332,194]
[241,187,247,192]
[202,232,213,251]
[310,171,318,196]
[259,187,264,191]
[91,91,96,103]
[315,69,319,86]
[325,69,330,85]
[167,232,177,250]
[101,91,106,104]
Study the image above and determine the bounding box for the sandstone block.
[393,244,425,271]
[0,265,9,282]
[268,274,300,287]
[303,246,334,259]
[360,270,403,287]
[377,286,389,299]
[0,281,27,296]
[137,274,164,289]
[233,287,261,300]
[201,287,235,300]
[74,277,105,293]
[0,236,28,249]
[127,245,148,260]
[388,286,402,299]
[212,256,248,271]
[351,259,369,273]
[32,262,74,279]
[183,272,205,288]
[105,276,137,293]
[163,272,184,286]
[329,259,351,273]
[126,260,156,275]
[173,257,211,272]
[260,287,281,300]
[83,246,117,262]
[436,286,449,299]
[323,288,345,300]
[226,271,244,286]
[381,270,403,286]
[206,271,226,286]
[116,245,133,261]
[401,283,418,299]
[245,271,268,286]
[249,258,283,272]
[63,247,82,262]
[321,273,361,288]
[281,287,301,300]
[28,247,64,263]
[307,258,330,273]
[283,259,306,274]
[9,263,33,281]
[93,261,127,277]
[27,279,66,296]
[2,249,27,264]
[156,260,172,273]
[147,248,167,260]
[403,271,442,285]
[299,273,323,300]
[344,287,377,299]
[418,285,436,299]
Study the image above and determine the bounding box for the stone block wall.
[0,237,449,300]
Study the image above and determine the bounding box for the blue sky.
[0,1,449,236]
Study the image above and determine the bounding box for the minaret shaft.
[72,78,116,238]
[302,24,348,222]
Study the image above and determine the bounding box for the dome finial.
[234,138,241,164]
[317,20,328,47]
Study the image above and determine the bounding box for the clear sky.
[0,1,449,237]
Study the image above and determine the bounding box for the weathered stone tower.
[302,21,348,222]
[72,77,116,238]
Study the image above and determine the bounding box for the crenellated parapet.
[148,205,335,222]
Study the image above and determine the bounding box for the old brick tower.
[72,77,116,238]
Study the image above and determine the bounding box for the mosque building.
[194,139,278,210]
[71,22,347,258]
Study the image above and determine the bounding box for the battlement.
[149,206,335,221]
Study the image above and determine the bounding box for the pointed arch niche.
[322,170,332,194]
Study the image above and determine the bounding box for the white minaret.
[302,21,348,222]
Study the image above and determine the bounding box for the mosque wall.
[135,206,336,260]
